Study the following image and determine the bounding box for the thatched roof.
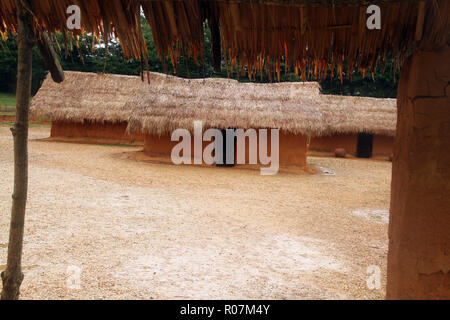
[2,1,449,80]
[31,71,323,135]
[319,95,397,136]
[30,72,144,124]
[31,71,396,137]
[126,72,323,136]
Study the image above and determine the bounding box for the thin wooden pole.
[36,32,64,83]
[1,0,35,300]
[415,2,426,42]
[209,17,222,73]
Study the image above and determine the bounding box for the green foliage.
[0,92,17,106]
[0,36,47,95]
[0,18,398,98]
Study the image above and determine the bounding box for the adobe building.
[31,71,146,145]
[309,95,397,159]
[125,73,322,171]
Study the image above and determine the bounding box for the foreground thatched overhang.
[1,1,448,80]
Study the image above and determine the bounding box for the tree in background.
[0,37,46,95]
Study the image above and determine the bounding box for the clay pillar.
[387,45,450,299]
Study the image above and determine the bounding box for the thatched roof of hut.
[319,95,397,136]
[31,71,323,135]
[126,75,397,137]
[31,71,396,137]
[30,72,144,124]
[2,1,448,80]
[126,72,322,136]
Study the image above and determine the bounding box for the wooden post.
[387,45,450,299]
[414,2,426,42]
[209,17,222,73]
[36,32,64,83]
[1,0,35,300]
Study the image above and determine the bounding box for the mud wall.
[387,46,450,299]
[310,134,394,157]
[51,120,144,144]
[279,131,308,167]
[373,135,395,157]
[309,134,358,155]
[143,130,308,168]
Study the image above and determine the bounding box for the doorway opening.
[357,133,373,158]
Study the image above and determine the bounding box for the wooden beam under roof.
[36,32,64,83]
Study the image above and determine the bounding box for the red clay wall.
[143,130,307,168]
[373,135,395,157]
[309,133,394,157]
[387,47,450,299]
[279,132,308,167]
[51,120,144,144]
[309,134,358,155]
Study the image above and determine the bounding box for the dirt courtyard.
[0,126,391,299]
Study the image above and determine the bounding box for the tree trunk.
[1,0,35,300]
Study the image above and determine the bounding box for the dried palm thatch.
[142,0,205,73]
[127,73,396,136]
[30,71,145,123]
[31,71,323,135]
[1,0,147,60]
[1,1,449,80]
[319,95,397,136]
[32,71,396,137]
[126,71,323,136]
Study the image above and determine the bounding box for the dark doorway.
[357,133,373,158]
[216,129,236,167]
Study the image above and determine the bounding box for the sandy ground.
[0,126,391,299]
